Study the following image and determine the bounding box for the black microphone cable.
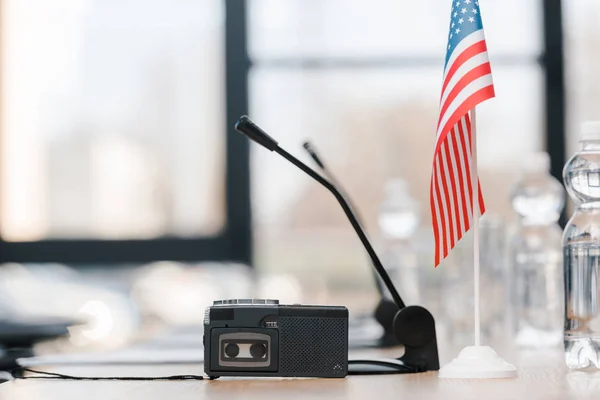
[11,367,207,381]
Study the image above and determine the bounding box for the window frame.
[542,0,567,225]
[0,0,252,266]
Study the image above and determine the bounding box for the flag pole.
[470,106,481,347]
[439,105,516,378]
[437,0,517,379]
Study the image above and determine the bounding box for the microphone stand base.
[438,346,517,379]
[393,305,440,372]
[349,305,440,374]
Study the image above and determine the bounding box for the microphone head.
[235,116,279,151]
[302,141,325,170]
[302,141,314,152]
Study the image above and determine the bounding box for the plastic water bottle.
[378,179,420,302]
[563,122,600,369]
[509,152,565,347]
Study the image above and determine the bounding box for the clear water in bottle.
[378,179,420,302]
[563,121,600,369]
[509,152,564,347]
[378,179,420,240]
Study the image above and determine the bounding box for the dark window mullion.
[541,0,566,226]
[224,0,252,266]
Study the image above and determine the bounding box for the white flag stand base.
[438,346,517,379]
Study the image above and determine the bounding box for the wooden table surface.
[2,349,600,399]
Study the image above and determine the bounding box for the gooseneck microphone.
[236,116,405,309]
[235,116,439,373]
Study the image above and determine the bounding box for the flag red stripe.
[437,63,492,129]
[478,181,486,215]
[430,179,440,267]
[438,152,456,249]
[459,117,474,213]
[444,139,463,235]
[445,128,462,233]
[434,164,449,259]
[441,40,488,95]
[465,116,486,216]
[449,128,469,232]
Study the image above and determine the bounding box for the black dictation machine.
[203,299,349,379]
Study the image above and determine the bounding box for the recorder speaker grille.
[279,316,348,376]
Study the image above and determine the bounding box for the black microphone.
[236,116,405,309]
[235,115,439,373]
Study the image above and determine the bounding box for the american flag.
[430,0,495,267]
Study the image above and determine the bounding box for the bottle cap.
[581,121,600,141]
[522,151,550,174]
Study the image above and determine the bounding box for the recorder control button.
[213,298,279,305]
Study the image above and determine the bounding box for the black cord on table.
[347,359,418,375]
[14,359,418,380]
[15,368,207,381]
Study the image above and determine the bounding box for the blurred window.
[0,0,252,265]
[2,0,225,241]
[248,0,544,278]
